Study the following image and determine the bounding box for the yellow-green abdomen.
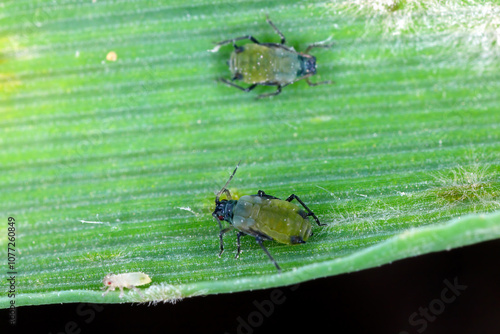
[229,44,301,85]
[232,195,312,245]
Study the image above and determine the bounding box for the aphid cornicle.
[214,17,334,98]
[212,163,325,272]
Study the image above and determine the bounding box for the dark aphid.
[212,17,334,98]
[212,163,325,272]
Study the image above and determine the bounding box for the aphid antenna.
[304,36,335,53]
[100,267,114,292]
[215,161,241,203]
[264,14,286,45]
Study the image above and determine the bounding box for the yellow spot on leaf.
[106,51,117,61]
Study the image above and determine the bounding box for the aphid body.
[230,194,313,244]
[214,17,333,98]
[212,163,325,272]
[102,272,151,298]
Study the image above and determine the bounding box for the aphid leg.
[257,85,282,99]
[215,35,260,49]
[235,232,245,259]
[132,286,145,298]
[257,190,279,200]
[255,236,282,273]
[213,213,223,230]
[118,286,125,298]
[290,236,306,244]
[304,41,334,54]
[285,194,325,226]
[218,78,257,93]
[265,17,286,44]
[305,77,334,87]
[218,226,234,257]
[102,287,113,297]
[231,73,243,81]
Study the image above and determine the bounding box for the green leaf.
[1,0,499,307]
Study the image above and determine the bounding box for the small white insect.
[101,272,152,298]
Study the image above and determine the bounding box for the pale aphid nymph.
[101,272,152,298]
